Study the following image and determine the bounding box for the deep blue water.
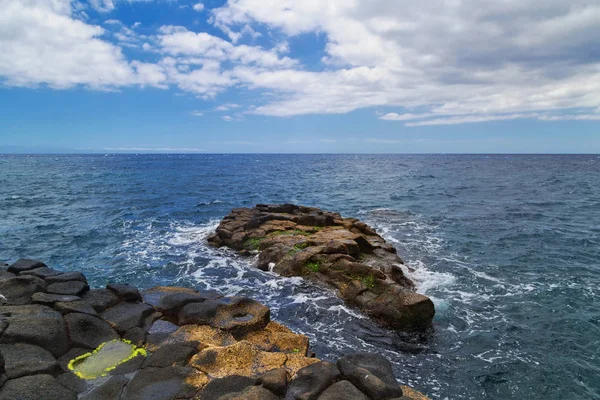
[1,154,599,399]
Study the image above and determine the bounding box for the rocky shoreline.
[0,258,428,399]
[208,204,435,332]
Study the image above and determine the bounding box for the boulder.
[0,305,70,357]
[0,276,45,305]
[54,300,98,316]
[189,341,287,379]
[123,327,147,346]
[64,313,119,349]
[242,321,309,355]
[106,284,141,302]
[337,353,403,399]
[7,259,46,274]
[81,289,120,312]
[46,281,88,296]
[211,297,270,338]
[285,361,341,400]
[45,272,87,284]
[121,366,201,400]
[317,380,369,400]
[155,292,207,316]
[196,375,258,400]
[0,343,59,379]
[20,267,61,279]
[259,368,288,396]
[219,385,280,400]
[80,375,129,400]
[141,343,198,368]
[0,374,77,400]
[178,300,223,326]
[100,301,156,334]
[56,372,89,393]
[31,293,81,306]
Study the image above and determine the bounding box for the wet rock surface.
[208,204,435,331]
[0,258,430,399]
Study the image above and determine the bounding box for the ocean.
[1,154,599,399]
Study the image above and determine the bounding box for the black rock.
[54,300,98,316]
[0,276,45,305]
[286,361,341,400]
[0,305,70,357]
[107,284,142,302]
[64,313,119,349]
[81,289,120,312]
[155,292,206,316]
[0,343,59,379]
[260,368,288,396]
[120,366,199,400]
[141,343,198,368]
[220,385,280,400]
[57,348,89,372]
[45,272,87,284]
[81,375,129,400]
[20,267,62,279]
[145,320,180,348]
[178,300,222,325]
[7,259,47,274]
[317,380,369,400]
[337,353,403,399]
[122,327,147,346]
[46,281,89,296]
[100,301,156,334]
[0,271,15,281]
[198,375,258,400]
[56,372,89,394]
[31,292,81,306]
[109,354,145,375]
[0,374,77,400]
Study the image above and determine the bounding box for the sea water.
[1,154,599,399]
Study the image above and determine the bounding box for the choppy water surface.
[1,154,599,399]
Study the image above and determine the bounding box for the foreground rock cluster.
[208,204,435,331]
[0,258,428,400]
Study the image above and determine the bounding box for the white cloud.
[379,113,434,121]
[192,3,204,12]
[222,115,234,121]
[0,0,166,90]
[215,103,240,111]
[191,110,204,116]
[3,0,600,126]
[209,0,600,123]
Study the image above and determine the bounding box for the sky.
[0,0,599,153]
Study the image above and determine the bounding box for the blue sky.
[1,0,599,153]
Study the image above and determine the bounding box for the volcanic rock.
[208,204,435,332]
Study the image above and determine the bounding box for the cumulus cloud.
[0,0,165,89]
[192,3,204,12]
[210,0,600,123]
[2,0,600,125]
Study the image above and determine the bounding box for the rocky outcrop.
[208,204,435,332]
[0,259,430,399]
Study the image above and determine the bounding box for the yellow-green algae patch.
[68,339,147,380]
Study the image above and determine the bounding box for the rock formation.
[0,258,429,399]
[208,204,435,332]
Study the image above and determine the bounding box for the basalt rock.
[0,259,431,400]
[208,204,435,332]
